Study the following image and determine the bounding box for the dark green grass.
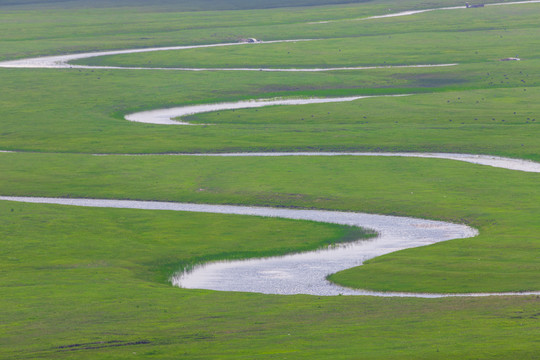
[0,0,522,12]
[0,0,372,11]
[1,1,536,61]
[1,56,539,157]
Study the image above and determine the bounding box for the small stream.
[124,95,409,125]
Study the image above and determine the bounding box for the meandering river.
[1,1,539,297]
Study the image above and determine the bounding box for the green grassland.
[0,0,531,60]
[1,0,539,358]
[75,12,540,69]
[1,152,539,293]
[0,0,371,11]
[1,66,539,159]
[1,155,539,358]
[1,3,539,158]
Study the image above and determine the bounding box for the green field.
[1,0,539,358]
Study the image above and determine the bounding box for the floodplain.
[0,0,539,358]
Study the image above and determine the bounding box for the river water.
[1,0,539,296]
[1,195,538,297]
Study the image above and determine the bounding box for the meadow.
[0,0,539,358]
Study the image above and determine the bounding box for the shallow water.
[174,207,478,297]
[124,95,409,125]
[178,152,540,173]
[0,40,309,69]
[362,7,460,20]
[122,95,540,174]
[0,196,538,297]
[87,151,540,173]
[2,1,539,297]
[0,40,455,73]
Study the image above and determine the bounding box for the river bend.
[1,1,539,297]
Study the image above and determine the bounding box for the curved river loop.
[1,0,539,298]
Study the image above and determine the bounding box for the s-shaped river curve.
[1,195,539,298]
[1,4,539,297]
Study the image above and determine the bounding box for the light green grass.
[0,66,538,159]
[75,28,540,69]
[0,200,369,287]
[1,0,539,358]
[1,152,538,293]
[1,0,534,60]
[1,4,539,158]
[1,154,539,358]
